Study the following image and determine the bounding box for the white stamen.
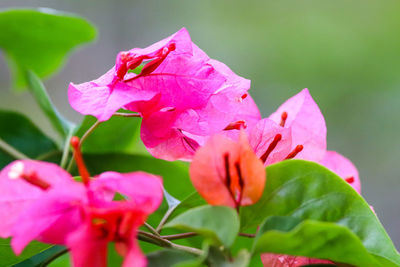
[8,161,24,179]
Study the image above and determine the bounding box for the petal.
[90,171,163,214]
[0,160,74,238]
[189,133,265,207]
[248,119,292,166]
[11,183,86,254]
[269,89,327,162]
[67,223,108,267]
[121,237,147,267]
[320,150,361,193]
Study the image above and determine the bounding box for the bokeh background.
[1,0,399,248]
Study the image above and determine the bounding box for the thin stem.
[60,128,74,169]
[137,230,202,256]
[143,222,160,236]
[156,208,175,233]
[0,138,29,159]
[80,120,102,145]
[162,232,197,240]
[113,112,141,117]
[238,233,256,238]
[40,248,69,266]
[66,120,102,172]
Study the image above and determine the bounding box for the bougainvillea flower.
[261,253,333,267]
[320,150,361,193]
[267,88,327,162]
[0,137,163,267]
[189,131,265,209]
[69,27,261,161]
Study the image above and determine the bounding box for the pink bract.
[69,28,261,161]
[0,160,163,267]
[261,253,333,267]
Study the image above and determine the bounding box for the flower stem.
[0,137,29,159]
[113,112,141,117]
[66,120,102,172]
[156,207,175,233]
[143,222,160,236]
[137,230,202,256]
[60,128,74,169]
[162,232,197,240]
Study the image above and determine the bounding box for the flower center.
[120,42,176,83]
[223,153,244,210]
[8,162,50,190]
[260,111,304,163]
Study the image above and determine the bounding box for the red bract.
[189,132,265,209]
[69,28,261,161]
[0,138,163,267]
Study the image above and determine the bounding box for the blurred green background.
[0,0,399,248]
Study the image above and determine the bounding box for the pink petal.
[0,160,74,238]
[248,119,292,166]
[269,89,327,162]
[67,223,108,267]
[320,150,361,194]
[10,182,86,254]
[90,171,163,213]
[121,238,147,267]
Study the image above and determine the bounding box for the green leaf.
[75,116,144,155]
[84,153,194,199]
[0,239,50,266]
[240,160,400,267]
[165,206,239,248]
[0,8,96,88]
[0,110,58,168]
[167,192,206,223]
[254,216,378,267]
[26,70,75,139]
[147,249,197,267]
[13,246,66,267]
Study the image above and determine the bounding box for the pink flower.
[248,88,360,193]
[69,28,261,161]
[0,137,163,267]
[189,131,266,209]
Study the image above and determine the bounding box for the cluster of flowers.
[1,28,361,266]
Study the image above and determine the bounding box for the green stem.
[66,120,102,172]
[0,137,29,159]
[156,207,175,233]
[143,222,160,236]
[60,128,74,169]
[162,232,197,240]
[137,230,202,256]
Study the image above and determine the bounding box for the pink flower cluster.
[1,28,363,267]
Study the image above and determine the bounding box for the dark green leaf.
[0,239,50,266]
[26,71,75,139]
[0,8,96,88]
[165,206,239,248]
[84,153,193,199]
[0,110,58,168]
[13,246,66,267]
[254,216,377,267]
[240,160,400,267]
[75,116,144,155]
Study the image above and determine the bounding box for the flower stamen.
[70,136,91,186]
[260,134,282,163]
[285,145,303,160]
[280,111,288,127]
